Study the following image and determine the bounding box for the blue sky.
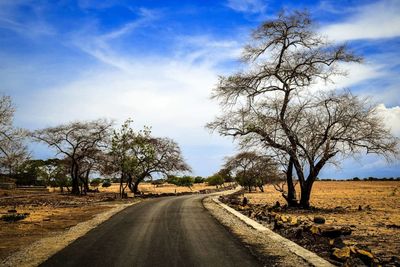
[1,0,399,178]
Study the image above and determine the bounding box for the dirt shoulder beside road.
[203,196,311,267]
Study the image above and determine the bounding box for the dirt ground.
[0,189,126,261]
[242,181,400,264]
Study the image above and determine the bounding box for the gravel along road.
[40,195,263,267]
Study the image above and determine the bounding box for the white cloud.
[375,104,400,137]
[321,0,400,41]
[0,0,55,37]
[14,56,236,175]
[226,0,266,14]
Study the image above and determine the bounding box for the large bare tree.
[32,119,113,195]
[208,11,398,208]
[0,96,29,175]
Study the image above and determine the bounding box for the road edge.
[211,196,334,267]
[1,201,140,267]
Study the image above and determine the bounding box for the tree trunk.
[286,157,298,207]
[119,173,124,197]
[299,178,315,209]
[82,170,90,194]
[133,182,140,194]
[71,164,80,195]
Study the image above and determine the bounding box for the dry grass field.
[101,182,220,194]
[0,189,120,261]
[244,181,400,263]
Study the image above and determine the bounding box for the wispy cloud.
[226,0,267,14]
[321,0,400,41]
[0,0,55,38]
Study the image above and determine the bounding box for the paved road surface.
[40,195,263,267]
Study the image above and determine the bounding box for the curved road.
[40,195,263,267]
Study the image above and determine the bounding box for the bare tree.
[224,151,279,192]
[0,96,29,175]
[111,120,191,196]
[32,119,113,195]
[208,11,398,208]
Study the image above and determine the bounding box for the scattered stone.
[329,238,346,249]
[320,226,352,238]
[280,215,289,223]
[356,249,375,266]
[309,225,320,235]
[314,216,326,224]
[332,246,351,262]
[43,218,51,221]
[289,216,298,225]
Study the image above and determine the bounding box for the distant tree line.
[319,177,400,181]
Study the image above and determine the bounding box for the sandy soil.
[242,181,400,264]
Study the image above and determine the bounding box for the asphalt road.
[40,195,263,267]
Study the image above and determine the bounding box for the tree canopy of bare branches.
[207,11,398,208]
[32,119,113,195]
[0,96,29,175]
[224,151,279,192]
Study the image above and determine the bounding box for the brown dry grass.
[244,181,400,262]
[102,182,219,194]
[0,190,121,261]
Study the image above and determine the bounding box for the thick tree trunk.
[133,182,140,194]
[71,164,80,195]
[286,157,298,207]
[299,186,311,209]
[299,178,315,209]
